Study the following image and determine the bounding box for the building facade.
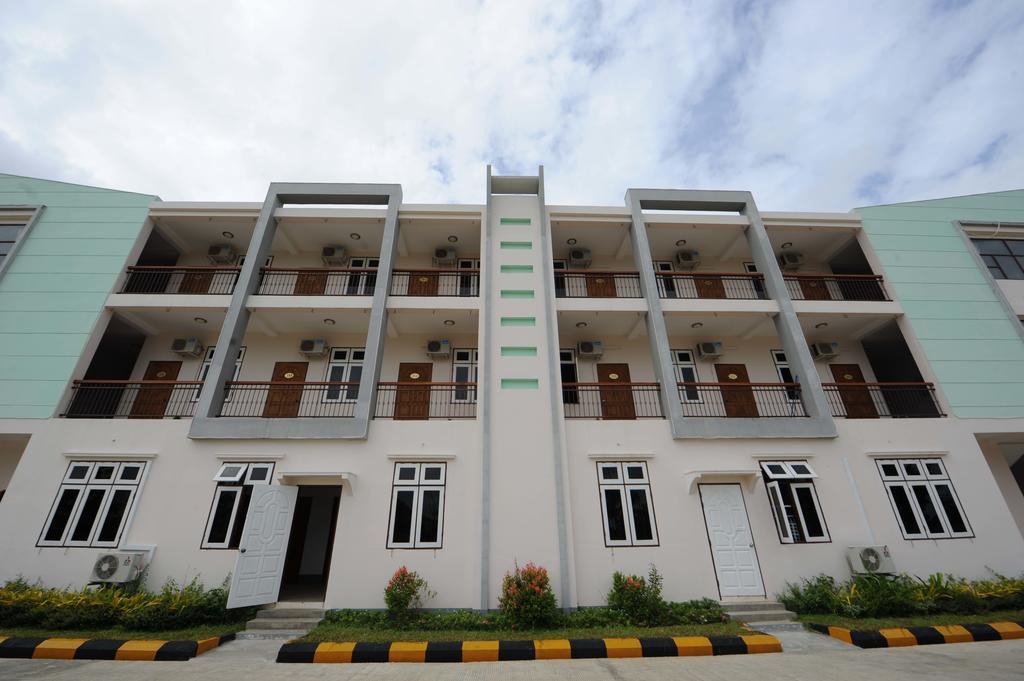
[0,171,1022,610]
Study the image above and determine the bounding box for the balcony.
[554,271,642,298]
[656,272,765,300]
[120,266,240,295]
[63,380,201,418]
[561,383,664,419]
[677,382,807,417]
[218,381,360,417]
[823,382,943,418]
[390,269,480,297]
[256,267,378,296]
[784,274,889,302]
[375,382,477,419]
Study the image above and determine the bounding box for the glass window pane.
[601,466,619,480]
[208,489,238,544]
[352,350,365,360]
[419,490,441,543]
[795,486,825,538]
[398,466,416,481]
[68,465,90,480]
[0,242,12,255]
[973,239,1009,255]
[604,489,627,541]
[768,484,791,541]
[346,366,361,400]
[911,484,945,534]
[44,488,80,542]
[93,465,116,481]
[902,462,921,477]
[0,226,22,241]
[71,489,107,542]
[423,466,442,481]
[925,462,943,477]
[629,489,654,541]
[934,484,968,534]
[119,465,141,482]
[881,463,900,478]
[890,485,921,535]
[626,465,644,480]
[229,488,252,549]
[392,490,415,543]
[247,465,270,482]
[994,255,1024,279]
[96,489,132,543]
[1007,240,1024,256]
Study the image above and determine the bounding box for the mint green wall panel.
[857,189,1024,418]
[0,174,155,418]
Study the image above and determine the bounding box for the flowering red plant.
[499,562,559,628]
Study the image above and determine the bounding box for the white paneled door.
[227,484,298,609]
[699,484,765,597]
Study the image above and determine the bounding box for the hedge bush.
[607,565,667,626]
[499,563,560,629]
[383,567,434,624]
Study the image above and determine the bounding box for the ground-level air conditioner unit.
[674,249,701,270]
[299,339,329,358]
[568,247,592,268]
[208,244,238,264]
[90,552,147,584]
[433,247,457,267]
[777,251,804,270]
[426,339,451,358]
[171,337,205,358]
[576,340,604,360]
[810,341,839,361]
[321,245,348,266]
[847,546,896,575]
[696,341,723,359]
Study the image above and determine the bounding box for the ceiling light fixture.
[815,322,828,329]
[443,319,455,326]
[781,241,793,249]
[690,322,703,328]
[447,235,458,243]
[567,238,577,245]
[221,231,234,239]
[350,233,361,240]
[194,317,208,324]
[323,318,336,325]
[676,239,687,247]
[575,321,588,328]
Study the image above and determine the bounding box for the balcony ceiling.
[663,312,776,339]
[273,219,385,254]
[767,227,856,260]
[398,219,482,256]
[154,216,258,255]
[550,220,632,260]
[388,308,479,335]
[114,308,227,336]
[557,310,647,339]
[646,224,748,261]
[798,312,898,341]
[248,308,371,337]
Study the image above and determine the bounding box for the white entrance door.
[227,484,298,609]
[699,484,764,597]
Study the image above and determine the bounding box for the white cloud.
[0,0,1021,209]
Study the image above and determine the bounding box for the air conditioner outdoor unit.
[426,339,451,358]
[171,337,205,358]
[847,545,896,575]
[576,340,604,359]
[90,551,147,584]
[432,247,457,267]
[568,247,592,269]
[321,245,348,266]
[299,339,329,358]
[674,249,701,270]
[696,341,724,359]
[207,244,237,264]
[810,341,839,361]
[777,251,804,270]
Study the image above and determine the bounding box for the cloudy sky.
[1,0,1022,209]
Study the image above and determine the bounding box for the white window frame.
[387,463,446,549]
[323,347,365,403]
[451,348,478,403]
[457,258,480,296]
[201,462,274,549]
[597,462,658,547]
[0,216,31,279]
[771,350,801,402]
[653,260,680,298]
[672,349,702,403]
[876,458,972,540]
[761,461,829,544]
[38,461,148,548]
[346,257,379,295]
[195,345,245,401]
[238,254,274,267]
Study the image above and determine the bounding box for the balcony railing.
[375,382,477,419]
[823,382,943,418]
[677,383,808,418]
[218,382,360,417]
[390,269,480,297]
[656,272,766,300]
[554,271,642,298]
[561,383,663,419]
[784,274,889,301]
[120,266,240,294]
[256,268,378,296]
[62,380,202,418]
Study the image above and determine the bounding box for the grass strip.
[0,623,245,641]
[800,609,1024,630]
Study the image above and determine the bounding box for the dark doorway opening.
[65,317,146,418]
[860,321,940,417]
[280,486,341,602]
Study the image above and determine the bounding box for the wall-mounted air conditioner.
[576,340,604,359]
[432,247,457,267]
[568,247,592,269]
[674,249,701,270]
[777,251,804,270]
[207,244,238,264]
[321,245,348,266]
[846,546,896,575]
[810,341,839,361]
[426,339,451,358]
[89,552,147,584]
[299,339,329,358]
[171,337,205,358]
[696,341,723,359]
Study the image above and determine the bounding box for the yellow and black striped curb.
[809,621,1024,648]
[277,634,782,663]
[0,633,235,661]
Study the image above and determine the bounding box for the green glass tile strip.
[500,217,531,225]
[500,317,536,327]
[500,290,534,299]
[501,378,539,389]
[500,241,532,250]
[501,346,537,357]
[500,264,534,273]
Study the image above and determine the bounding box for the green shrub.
[606,565,668,626]
[383,567,434,625]
[498,562,560,629]
[779,574,840,615]
[665,598,727,624]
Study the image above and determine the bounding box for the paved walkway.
[1,638,1023,680]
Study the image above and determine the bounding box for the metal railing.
[120,266,240,294]
[256,268,378,295]
[218,382,360,417]
[554,271,642,298]
[676,383,808,417]
[390,269,480,297]
[561,383,664,419]
[62,380,202,418]
[375,382,477,419]
[655,272,766,300]
[823,382,943,418]
[784,274,889,301]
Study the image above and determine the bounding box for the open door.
[227,484,298,609]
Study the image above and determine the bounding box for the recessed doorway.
[279,485,341,602]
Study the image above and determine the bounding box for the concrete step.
[236,630,311,641]
[256,607,326,619]
[749,621,806,633]
[726,609,797,623]
[246,617,323,630]
[720,600,787,612]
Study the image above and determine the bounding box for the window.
[238,255,274,267]
[877,458,972,539]
[552,259,567,297]
[760,461,829,544]
[597,462,658,547]
[346,257,379,295]
[559,348,579,404]
[653,261,677,298]
[743,262,766,298]
[387,463,445,549]
[458,258,480,296]
[972,238,1024,280]
[771,350,800,401]
[196,346,245,400]
[38,461,148,548]
[202,462,274,549]
[325,347,364,402]
[0,222,27,270]
[672,349,701,402]
[451,349,478,402]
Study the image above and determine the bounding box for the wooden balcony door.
[294,271,327,295]
[395,363,432,420]
[130,361,182,418]
[694,275,726,298]
[798,276,832,300]
[263,362,308,418]
[408,273,439,296]
[597,363,636,420]
[830,364,878,418]
[180,270,214,293]
[714,364,758,417]
[586,273,617,298]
